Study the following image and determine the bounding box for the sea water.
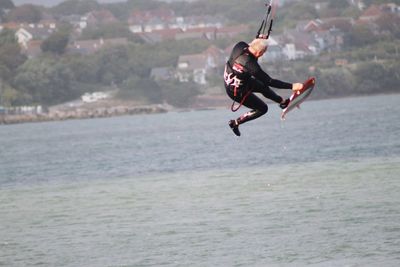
[0,94,399,267]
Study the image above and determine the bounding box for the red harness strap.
[231,88,252,112]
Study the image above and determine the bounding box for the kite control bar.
[256,0,274,39]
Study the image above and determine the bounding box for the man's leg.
[226,80,268,136]
[251,79,290,109]
[254,86,283,103]
[237,93,268,124]
[229,93,268,136]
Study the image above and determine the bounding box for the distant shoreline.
[1,92,398,126]
[0,104,168,125]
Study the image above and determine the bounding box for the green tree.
[0,79,22,106]
[13,56,77,105]
[0,29,26,81]
[316,67,355,97]
[376,14,400,38]
[159,80,200,108]
[353,62,386,94]
[5,4,42,23]
[94,46,131,85]
[80,22,131,40]
[328,0,349,9]
[67,55,99,85]
[0,0,15,20]
[41,30,70,55]
[119,76,162,104]
[0,0,14,9]
[51,0,100,16]
[0,28,17,46]
[125,0,167,11]
[348,25,378,47]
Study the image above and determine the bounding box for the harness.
[224,49,252,112]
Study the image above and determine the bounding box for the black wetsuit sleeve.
[270,78,293,89]
[247,60,292,89]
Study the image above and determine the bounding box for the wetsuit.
[224,41,292,124]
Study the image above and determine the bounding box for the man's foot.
[229,120,241,136]
[279,98,290,109]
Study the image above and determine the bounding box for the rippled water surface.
[1,94,400,266]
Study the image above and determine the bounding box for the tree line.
[0,0,399,108]
[0,27,209,107]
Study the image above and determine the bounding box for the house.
[261,37,284,62]
[300,18,353,33]
[178,15,224,30]
[128,8,175,32]
[60,15,88,32]
[0,22,21,31]
[27,26,55,40]
[143,17,168,32]
[381,3,400,14]
[359,3,400,22]
[315,28,345,51]
[85,9,118,26]
[283,42,314,60]
[15,28,33,48]
[359,5,384,22]
[215,24,249,39]
[69,39,103,54]
[135,28,183,44]
[348,0,366,10]
[281,30,319,57]
[314,2,329,11]
[175,45,226,85]
[128,8,175,25]
[202,45,225,68]
[176,54,208,84]
[175,27,217,41]
[15,22,57,48]
[128,12,224,34]
[68,38,128,55]
[129,24,142,33]
[13,21,58,48]
[299,19,323,32]
[320,17,353,32]
[35,19,58,30]
[355,4,400,30]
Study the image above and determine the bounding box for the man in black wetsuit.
[224,38,303,136]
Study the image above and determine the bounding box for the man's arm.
[248,61,292,89]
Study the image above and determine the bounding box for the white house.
[260,37,284,62]
[176,54,208,84]
[15,28,33,48]
[129,24,142,33]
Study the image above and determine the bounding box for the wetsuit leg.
[236,78,284,124]
[225,83,267,124]
[225,78,282,125]
[237,93,268,124]
[249,78,283,103]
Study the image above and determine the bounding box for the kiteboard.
[281,77,316,120]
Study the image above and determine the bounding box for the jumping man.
[224,38,304,136]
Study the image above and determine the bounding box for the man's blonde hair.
[249,38,269,53]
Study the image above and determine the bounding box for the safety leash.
[231,89,252,112]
